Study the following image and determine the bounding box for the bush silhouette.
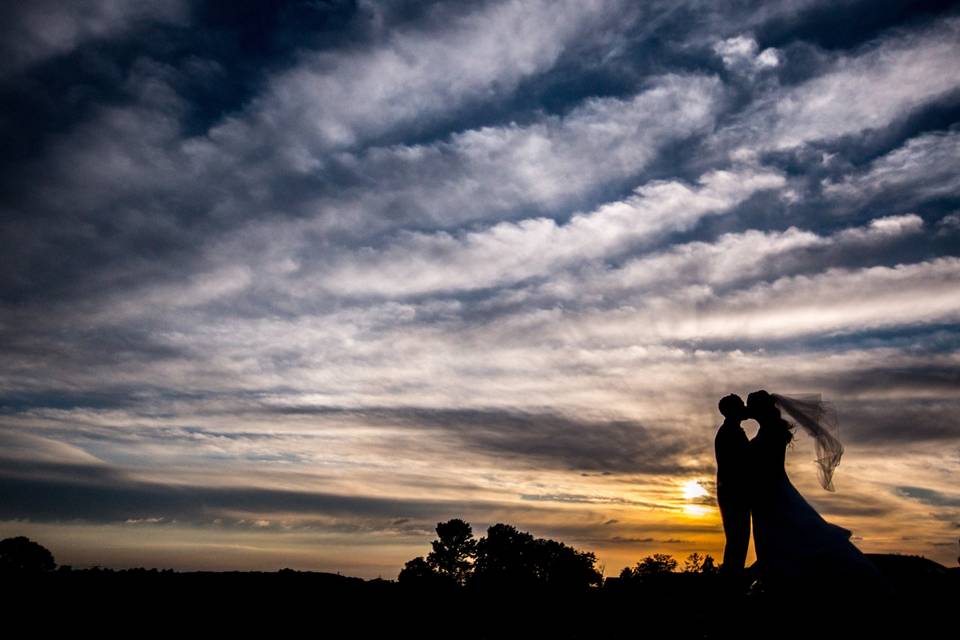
[0,536,56,574]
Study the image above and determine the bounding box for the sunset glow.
[682,481,710,502]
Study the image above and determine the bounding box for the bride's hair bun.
[748,390,795,443]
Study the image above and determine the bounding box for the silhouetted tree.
[470,523,601,591]
[471,523,536,590]
[620,553,677,580]
[683,552,705,573]
[700,554,718,575]
[531,537,602,590]
[426,518,476,586]
[398,556,447,587]
[0,536,56,574]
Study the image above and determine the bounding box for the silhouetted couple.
[715,390,887,597]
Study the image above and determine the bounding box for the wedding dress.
[749,406,886,594]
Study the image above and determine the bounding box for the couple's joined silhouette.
[715,390,888,596]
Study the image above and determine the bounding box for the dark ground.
[2,554,955,638]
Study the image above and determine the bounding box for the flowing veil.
[771,393,844,491]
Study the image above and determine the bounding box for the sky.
[1,0,959,578]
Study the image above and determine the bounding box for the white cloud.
[823,129,960,203]
[721,19,960,153]
[713,35,780,73]
[770,21,960,149]
[316,73,723,231]
[566,257,960,344]
[206,0,630,159]
[540,214,924,299]
[698,257,960,338]
[833,213,924,242]
[313,168,785,296]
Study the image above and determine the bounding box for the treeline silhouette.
[397,519,721,592]
[2,530,957,638]
[398,519,608,591]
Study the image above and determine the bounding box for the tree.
[621,553,677,580]
[683,552,705,573]
[400,520,602,592]
[531,537,602,590]
[470,523,601,591]
[700,554,719,575]
[426,518,476,586]
[398,556,443,587]
[471,523,537,589]
[0,536,56,574]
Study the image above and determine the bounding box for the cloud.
[684,258,960,340]
[896,486,960,508]
[713,35,781,74]
[804,492,896,519]
[208,0,632,155]
[0,431,537,527]
[520,493,665,509]
[305,73,723,232]
[719,18,960,153]
[0,0,187,74]
[0,71,722,315]
[0,469,506,525]
[822,129,960,204]
[263,405,705,475]
[837,398,960,445]
[314,167,785,296]
[0,429,107,467]
[1,0,959,571]
[938,212,960,235]
[538,213,924,300]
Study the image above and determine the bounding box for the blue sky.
[1,0,959,576]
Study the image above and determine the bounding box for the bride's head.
[747,389,795,442]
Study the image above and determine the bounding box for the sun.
[682,480,708,501]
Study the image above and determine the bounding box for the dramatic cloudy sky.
[2,0,959,576]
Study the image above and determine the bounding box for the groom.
[715,394,751,582]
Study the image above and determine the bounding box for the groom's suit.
[715,418,751,576]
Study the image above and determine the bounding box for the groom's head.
[719,394,745,421]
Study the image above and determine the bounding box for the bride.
[745,390,889,596]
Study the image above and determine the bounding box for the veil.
[771,393,844,492]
